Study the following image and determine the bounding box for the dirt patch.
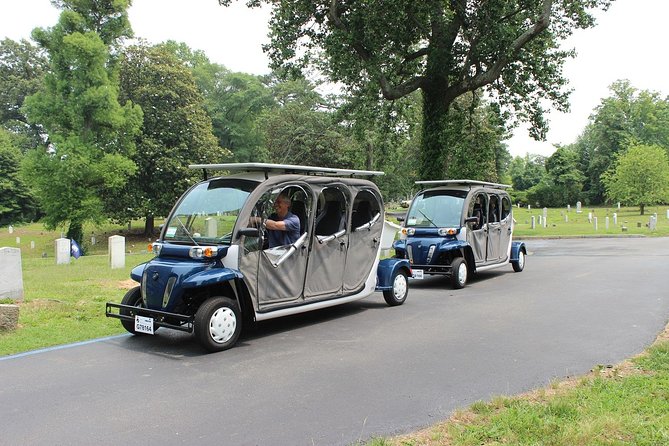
[117,279,138,290]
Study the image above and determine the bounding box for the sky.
[1,0,667,158]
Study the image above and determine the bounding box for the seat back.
[291,200,307,234]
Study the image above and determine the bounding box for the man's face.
[273,197,289,218]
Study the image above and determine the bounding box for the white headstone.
[91,236,96,245]
[30,241,35,249]
[588,212,592,223]
[565,214,568,223]
[649,215,657,231]
[15,237,20,245]
[593,216,598,231]
[538,215,542,226]
[542,208,548,228]
[605,216,609,230]
[8,225,13,234]
[618,202,621,210]
[531,216,536,229]
[109,235,126,269]
[613,213,617,225]
[576,202,582,213]
[205,217,218,238]
[55,238,71,265]
[567,205,570,212]
[527,205,531,210]
[0,247,24,301]
[667,209,669,219]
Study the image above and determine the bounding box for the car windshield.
[163,179,258,245]
[405,190,466,228]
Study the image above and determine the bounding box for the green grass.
[0,252,153,355]
[373,339,669,446]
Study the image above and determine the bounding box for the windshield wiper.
[174,215,199,246]
[417,209,437,227]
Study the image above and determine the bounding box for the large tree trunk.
[640,204,645,216]
[420,83,451,181]
[66,220,84,252]
[144,214,155,237]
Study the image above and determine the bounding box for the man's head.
[273,194,291,218]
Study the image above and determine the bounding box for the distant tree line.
[1,0,667,243]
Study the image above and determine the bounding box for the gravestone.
[8,225,13,234]
[588,212,592,223]
[576,201,582,213]
[531,216,536,229]
[538,215,542,226]
[30,241,35,249]
[527,205,531,210]
[543,208,548,228]
[109,235,126,269]
[205,217,218,238]
[567,204,570,213]
[91,235,96,245]
[15,237,20,245]
[55,238,70,265]
[649,215,657,231]
[605,216,609,230]
[613,213,617,225]
[593,217,598,231]
[565,214,568,223]
[618,202,621,210]
[0,247,24,301]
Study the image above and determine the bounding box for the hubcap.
[393,274,407,300]
[518,251,525,269]
[209,307,237,344]
[458,262,467,284]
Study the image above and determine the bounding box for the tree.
[22,0,142,246]
[224,0,614,179]
[575,80,669,204]
[111,43,229,235]
[0,128,38,225]
[601,145,669,215]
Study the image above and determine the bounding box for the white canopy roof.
[189,162,384,177]
[415,179,510,189]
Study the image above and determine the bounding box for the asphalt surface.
[1,237,668,445]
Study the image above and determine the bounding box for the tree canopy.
[224,0,614,179]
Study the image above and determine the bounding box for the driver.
[265,194,300,248]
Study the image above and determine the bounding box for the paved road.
[1,238,668,445]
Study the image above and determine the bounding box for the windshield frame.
[160,178,259,246]
[405,189,467,228]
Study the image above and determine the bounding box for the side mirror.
[237,227,260,238]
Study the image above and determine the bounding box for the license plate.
[412,269,424,279]
[135,315,154,335]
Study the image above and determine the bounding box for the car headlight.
[149,242,162,256]
[189,246,218,259]
[437,228,458,236]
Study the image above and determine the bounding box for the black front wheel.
[512,249,526,272]
[450,257,468,289]
[383,270,408,306]
[194,297,242,353]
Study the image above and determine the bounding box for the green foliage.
[252,0,613,179]
[21,0,142,244]
[526,146,584,207]
[575,80,669,204]
[111,42,229,233]
[0,128,39,224]
[602,144,669,215]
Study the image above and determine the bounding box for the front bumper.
[105,303,194,333]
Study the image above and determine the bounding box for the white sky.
[1,0,667,158]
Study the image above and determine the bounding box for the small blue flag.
[71,239,82,259]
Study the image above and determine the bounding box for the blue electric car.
[393,180,526,289]
[106,163,410,352]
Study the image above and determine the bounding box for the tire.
[194,297,242,352]
[383,269,408,306]
[119,286,153,334]
[512,249,526,272]
[450,257,468,289]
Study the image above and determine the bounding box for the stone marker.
[109,235,126,269]
[0,304,19,331]
[576,201,582,213]
[0,247,24,301]
[618,202,621,210]
[613,213,617,225]
[649,215,657,231]
[55,238,71,265]
[567,204,570,212]
[30,241,35,249]
[565,214,568,223]
[605,216,609,230]
[531,216,536,229]
[8,225,13,234]
[15,237,20,245]
[588,212,592,223]
[593,216,598,231]
[205,217,218,238]
[91,235,96,245]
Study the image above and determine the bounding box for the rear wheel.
[512,249,526,272]
[450,257,468,289]
[119,286,150,334]
[383,270,408,306]
[194,297,242,352]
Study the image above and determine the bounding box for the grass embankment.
[370,328,669,446]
